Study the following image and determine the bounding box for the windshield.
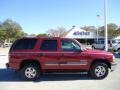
[112,40,119,44]
[74,39,87,50]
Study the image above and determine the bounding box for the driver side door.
[59,39,88,70]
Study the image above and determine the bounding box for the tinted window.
[101,40,110,44]
[94,41,98,44]
[94,41,99,44]
[112,40,117,43]
[101,41,104,44]
[108,40,111,44]
[62,40,81,51]
[11,38,37,50]
[40,40,57,51]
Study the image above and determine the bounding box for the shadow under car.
[0,69,92,82]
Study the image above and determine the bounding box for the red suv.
[6,37,117,81]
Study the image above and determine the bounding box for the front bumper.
[111,62,117,72]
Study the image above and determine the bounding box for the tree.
[37,34,47,37]
[116,28,120,37]
[81,26,96,32]
[29,34,36,36]
[2,19,22,39]
[0,19,27,43]
[47,27,68,37]
[98,23,119,38]
[0,23,8,43]
[0,29,6,43]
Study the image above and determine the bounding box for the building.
[65,26,96,44]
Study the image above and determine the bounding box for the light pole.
[104,0,108,51]
[96,14,101,43]
[96,27,99,43]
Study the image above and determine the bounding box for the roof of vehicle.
[22,36,71,40]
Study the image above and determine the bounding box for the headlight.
[113,55,115,60]
[112,55,116,63]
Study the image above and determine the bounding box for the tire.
[21,64,40,81]
[103,46,105,50]
[117,48,120,54]
[92,46,95,49]
[89,63,109,79]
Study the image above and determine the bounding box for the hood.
[83,49,113,56]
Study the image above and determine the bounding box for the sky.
[0,0,120,34]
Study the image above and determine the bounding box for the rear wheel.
[21,64,40,81]
[89,63,109,79]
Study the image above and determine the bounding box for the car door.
[39,39,61,70]
[95,41,100,49]
[59,39,89,70]
[94,41,99,49]
[96,41,103,49]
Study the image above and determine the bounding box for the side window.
[108,40,111,44]
[12,38,37,50]
[95,41,98,44]
[40,40,57,51]
[61,40,81,51]
[101,41,104,44]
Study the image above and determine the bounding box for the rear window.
[40,40,57,51]
[11,38,37,50]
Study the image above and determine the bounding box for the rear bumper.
[111,62,117,72]
[6,63,9,69]
[6,62,20,70]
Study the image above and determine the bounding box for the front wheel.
[92,46,95,49]
[103,46,105,50]
[21,64,40,81]
[89,63,109,79]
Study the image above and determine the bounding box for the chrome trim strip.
[60,61,87,66]
[45,62,59,66]
[45,64,59,66]
[60,64,87,66]
[45,61,87,66]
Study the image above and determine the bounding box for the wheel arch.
[117,48,120,51]
[90,59,111,69]
[20,59,41,69]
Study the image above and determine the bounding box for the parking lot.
[0,48,120,90]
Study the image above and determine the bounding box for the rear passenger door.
[39,39,60,70]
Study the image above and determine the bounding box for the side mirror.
[75,49,81,52]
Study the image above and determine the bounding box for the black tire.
[89,63,109,79]
[117,48,120,54]
[102,46,105,50]
[21,64,40,81]
[92,46,95,49]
